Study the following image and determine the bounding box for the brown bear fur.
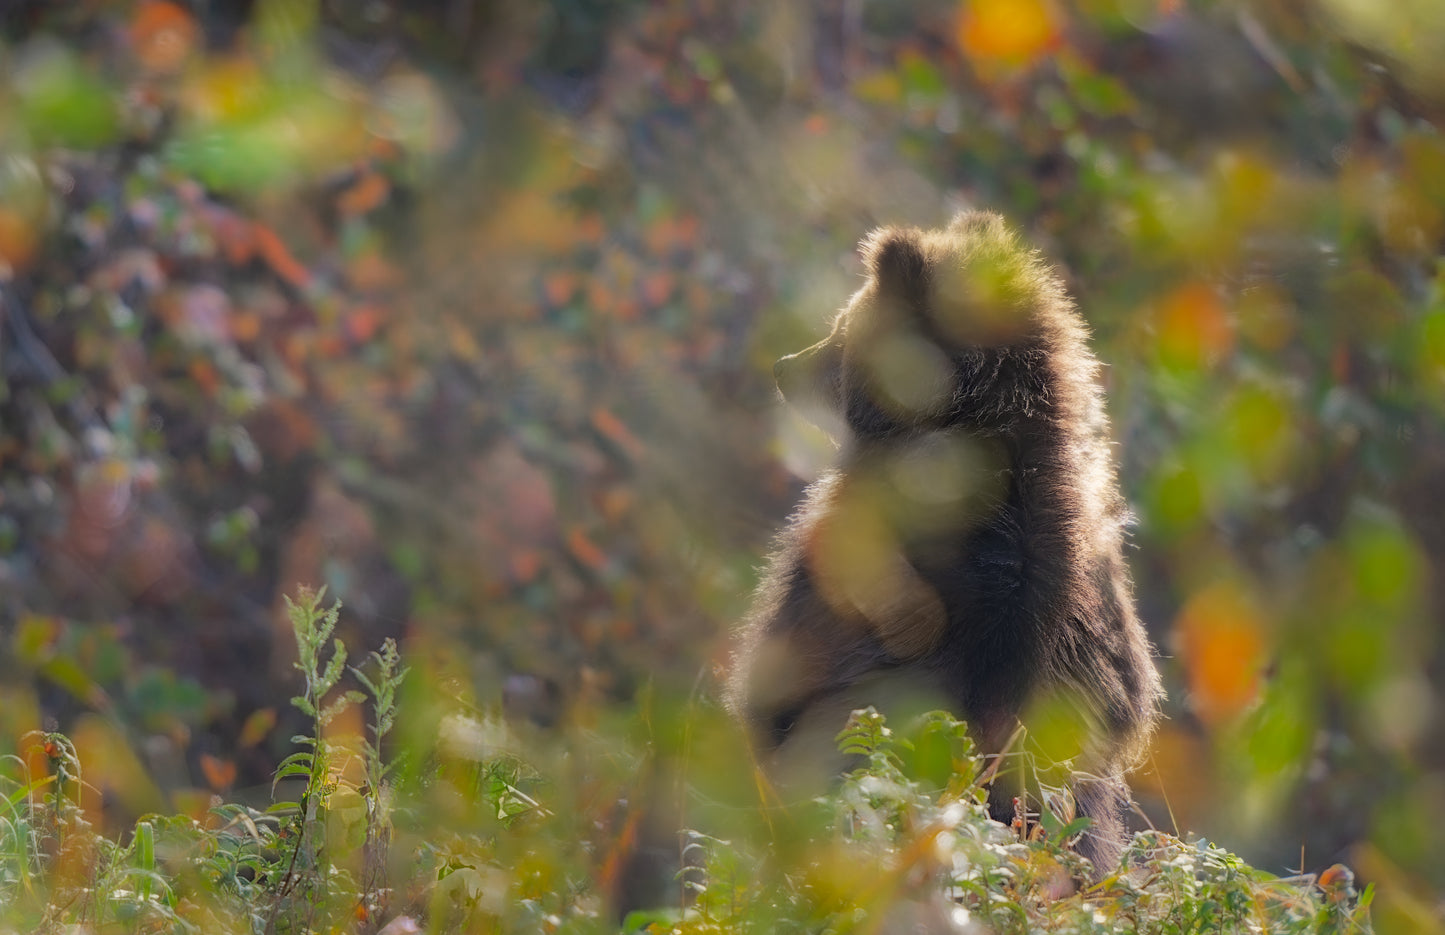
[726,211,1163,874]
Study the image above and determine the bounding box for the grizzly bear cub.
[727,211,1162,874]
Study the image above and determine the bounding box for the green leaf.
[898,55,945,101]
[836,706,891,757]
[621,907,688,930]
[272,752,315,794]
[350,667,379,696]
[15,46,120,148]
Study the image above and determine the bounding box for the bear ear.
[860,226,929,303]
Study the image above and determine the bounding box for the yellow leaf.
[958,0,1062,71]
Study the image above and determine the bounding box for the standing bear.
[726,211,1163,873]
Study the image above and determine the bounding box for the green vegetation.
[0,591,408,932]
[0,591,1372,932]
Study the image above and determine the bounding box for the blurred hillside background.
[0,0,1443,927]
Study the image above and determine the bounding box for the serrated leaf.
[836,707,891,756]
[321,639,348,686]
[318,691,363,726]
[349,667,378,695]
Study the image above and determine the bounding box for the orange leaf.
[199,753,237,792]
[344,304,383,343]
[188,358,219,396]
[130,0,198,73]
[589,407,643,460]
[1156,281,1234,369]
[1317,864,1352,890]
[253,224,312,290]
[231,309,262,342]
[510,549,542,584]
[336,170,390,217]
[0,208,38,271]
[1176,581,1267,727]
[566,527,608,572]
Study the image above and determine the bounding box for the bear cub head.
[774,210,1090,449]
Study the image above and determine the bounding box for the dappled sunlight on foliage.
[0,0,1442,929]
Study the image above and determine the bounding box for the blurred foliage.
[0,0,1443,931]
[0,645,1375,932]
